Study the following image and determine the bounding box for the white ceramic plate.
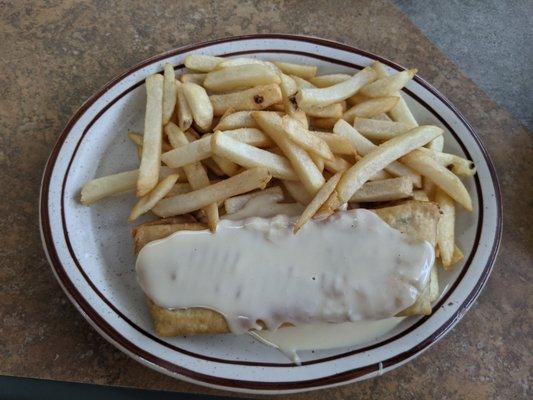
[39,34,502,394]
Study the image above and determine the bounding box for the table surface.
[0,1,531,399]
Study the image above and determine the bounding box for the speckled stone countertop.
[0,1,530,399]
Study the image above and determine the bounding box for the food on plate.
[79,57,476,361]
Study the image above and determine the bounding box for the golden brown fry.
[179,73,207,85]
[162,63,178,125]
[334,120,421,187]
[209,84,282,116]
[310,117,338,131]
[81,166,179,205]
[273,61,318,79]
[281,115,334,160]
[296,67,376,107]
[137,74,164,197]
[324,156,352,173]
[372,61,418,126]
[353,117,416,141]
[253,112,325,194]
[175,81,193,131]
[214,110,259,130]
[152,167,272,217]
[166,123,219,230]
[435,189,455,268]
[294,172,343,232]
[282,180,312,205]
[360,69,416,97]
[161,134,212,168]
[319,125,442,215]
[211,131,298,180]
[184,54,223,72]
[129,173,180,221]
[182,82,213,131]
[310,74,351,88]
[204,64,281,92]
[343,96,399,122]
[311,131,355,155]
[401,149,473,211]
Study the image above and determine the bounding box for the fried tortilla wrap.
[134,200,439,336]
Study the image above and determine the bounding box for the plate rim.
[39,33,502,393]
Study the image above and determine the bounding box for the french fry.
[320,125,442,215]
[202,157,225,176]
[184,54,223,72]
[161,134,212,168]
[346,92,371,106]
[224,186,284,214]
[372,61,418,126]
[212,155,240,176]
[209,84,282,116]
[334,120,421,187]
[279,73,298,114]
[296,67,376,108]
[291,75,315,89]
[152,167,272,217]
[451,245,464,266]
[211,131,297,180]
[222,127,273,147]
[137,74,164,197]
[282,180,312,205]
[311,131,355,155]
[273,61,318,79]
[291,109,309,129]
[310,117,338,131]
[360,69,417,97]
[368,168,393,181]
[182,82,213,131]
[128,132,143,147]
[204,64,281,92]
[354,117,416,140]
[435,189,455,268]
[310,153,325,173]
[216,57,275,70]
[80,166,179,205]
[324,156,352,173]
[310,74,351,88]
[300,102,344,119]
[180,73,207,85]
[373,113,393,121]
[281,115,334,160]
[294,172,343,232]
[343,96,399,122]
[129,132,172,152]
[427,134,444,152]
[214,110,259,130]
[253,112,325,194]
[166,123,219,230]
[165,182,192,197]
[175,81,193,131]
[129,173,180,221]
[349,177,413,202]
[162,63,178,125]
[412,190,429,201]
[401,149,473,210]
[429,264,439,302]
[422,148,477,177]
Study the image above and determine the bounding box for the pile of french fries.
[81,55,477,269]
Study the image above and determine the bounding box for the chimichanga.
[134,200,440,336]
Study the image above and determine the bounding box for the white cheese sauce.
[136,209,434,336]
[251,317,404,364]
